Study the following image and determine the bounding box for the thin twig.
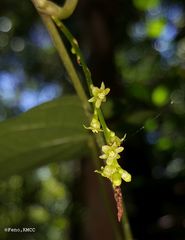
[32,0,91,116]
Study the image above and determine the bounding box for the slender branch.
[96,108,109,142]
[32,1,91,116]
[52,18,93,92]
[52,19,110,141]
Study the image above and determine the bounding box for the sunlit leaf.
[133,0,160,11]
[146,18,166,38]
[152,86,169,106]
[28,205,50,223]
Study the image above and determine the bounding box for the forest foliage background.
[0,0,185,239]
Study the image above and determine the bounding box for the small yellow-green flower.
[88,82,110,108]
[95,164,131,187]
[99,143,124,165]
[101,165,116,177]
[107,129,126,146]
[84,117,102,133]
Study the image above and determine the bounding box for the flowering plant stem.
[52,18,110,142]
[32,1,133,239]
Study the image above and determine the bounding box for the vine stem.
[31,2,121,238]
[52,18,134,240]
[32,1,133,239]
[32,0,91,117]
[53,19,110,142]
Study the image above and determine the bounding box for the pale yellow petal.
[99,154,107,159]
[101,82,105,89]
[88,97,95,102]
[116,147,124,153]
[92,87,99,96]
[102,145,110,153]
[121,171,131,182]
[104,88,110,95]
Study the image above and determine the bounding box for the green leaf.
[0,95,88,179]
[152,85,169,106]
[146,18,166,38]
[133,0,160,11]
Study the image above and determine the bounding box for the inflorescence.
[85,83,131,188]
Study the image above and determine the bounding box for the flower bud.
[112,173,122,187]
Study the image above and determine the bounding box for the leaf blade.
[0,95,88,179]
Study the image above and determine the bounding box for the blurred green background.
[0,0,185,239]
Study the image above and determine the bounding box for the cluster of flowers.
[85,82,131,187]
